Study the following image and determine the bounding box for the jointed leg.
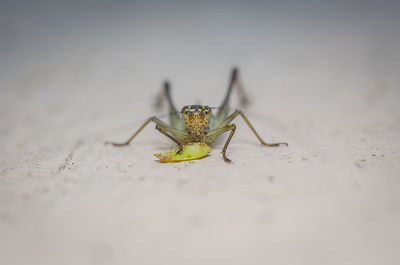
[220,67,239,108]
[213,67,249,128]
[163,81,180,114]
[155,81,176,110]
[217,110,288,147]
[155,124,183,153]
[154,81,185,130]
[221,124,236,162]
[234,70,248,107]
[105,116,185,148]
[206,124,237,162]
[221,67,248,108]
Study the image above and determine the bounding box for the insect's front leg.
[206,124,237,163]
[105,116,171,146]
[217,110,288,147]
[105,116,157,146]
[106,116,188,154]
[155,124,184,154]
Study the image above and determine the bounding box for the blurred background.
[1,0,400,149]
[1,0,400,265]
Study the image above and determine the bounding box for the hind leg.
[222,67,248,107]
[154,81,185,130]
[155,81,179,112]
[213,67,249,128]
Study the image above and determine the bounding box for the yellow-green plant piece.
[154,142,211,163]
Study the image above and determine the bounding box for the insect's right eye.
[185,109,189,115]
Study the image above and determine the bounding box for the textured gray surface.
[1,1,400,264]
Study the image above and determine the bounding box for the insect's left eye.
[185,109,189,115]
[204,109,208,114]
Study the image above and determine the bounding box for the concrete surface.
[1,1,400,265]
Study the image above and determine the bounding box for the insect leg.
[155,124,184,154]
[221,67,248,107]
[154,81,186,130]
[206,124,237,162]
[164,81,186,130]
[160,81,178,113]
[213,67,248,128]
[217,110,288,147]
[215,68,238,121]
[105,116,169,146]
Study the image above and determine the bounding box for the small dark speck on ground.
[354,159,367,169]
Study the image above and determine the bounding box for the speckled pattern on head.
[181,105,212,141]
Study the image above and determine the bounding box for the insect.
[106,67,288,162]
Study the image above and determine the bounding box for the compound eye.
[185,109,189,115]
[204,109,208,114]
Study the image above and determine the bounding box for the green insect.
[107,67,287,162]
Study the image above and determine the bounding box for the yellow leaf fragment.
[154,142,211,163]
